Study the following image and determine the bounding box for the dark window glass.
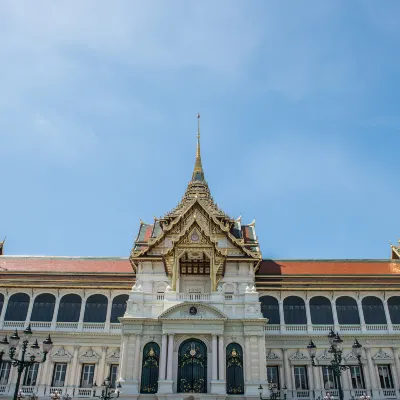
[52,363,67,387]
[335,297,360,325]
[80,364,95,388]
[57,294,82,322]
[110,365,118,388]
[226,343,244,395]
[267,366,280,388]
[110,295,129,323]
[0,362,11,385]
[294,366,308,390]
[378,365,394,389]
[362,297,387,324]
[284,296,307,325]
[322,367,339,389]
[310,296,334,325]
[23,363,39,386]
[388,297,400,324]
[83,295,108,323]
[5,293,30,321]
[350,366,365,389]
[260,296,280,324]
[30,293,56,322]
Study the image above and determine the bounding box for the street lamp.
[258,382,279,400]
[307,332,363,400]
[93,376,121,400]
[0,325,53,400]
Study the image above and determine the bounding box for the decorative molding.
[266,350,280,360]
[317,349,332,361]
[373,349,393,360]
[51,347,72,363]
[290,350,309,361]
[79,348,100,364]
[106,350,120,364]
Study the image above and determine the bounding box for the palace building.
[0,119,400,400]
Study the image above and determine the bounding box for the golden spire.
[192,113,205,181]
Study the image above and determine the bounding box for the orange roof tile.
[0,257,132,274]
[257,260,400,276]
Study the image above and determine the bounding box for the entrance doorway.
[177,339,207,393]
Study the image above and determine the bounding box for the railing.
[0,385,10,395]
[110,323,122,331]
[30,321,51,329]
[392,324,400,331]
[177,293,211,301]
[265,324,280,331]
[156,294,165,300]
[56,322,79,330]
[366,324,387,331]
[3,321,25,328]
[49,387,66,395]
[312,325,333,332]
[82,323,105,331]
[339,324,362,332]
[225,294,245,301]
[292,390,310,398]
[286,325,307,332]
[21,386,36,394]
[381,388,396,398]
[77,388,94,397]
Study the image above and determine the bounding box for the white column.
[279,300,286,333]
[331,299,340,331]
[98,346,108,384]
[212,334,218,380]
[365,348,378,390]
[78,298,87,331]
[51,296,61,330]
[119,336,129,381]
[312,363,321,390]
[391,348,400,395]
[357,299,366,332]
[0,295,9,329]
[25,295,35,324]
[383,299,392,332]
[283,348,292,389]
[218,336,225,381]
[305,299,313,332]
[133,334,141,380]
[68,345,80,386]
[259,335,267,382]
[166,334,174,381]
[158,334,168,381]
[104,296,112,332]
[245,336,251,381]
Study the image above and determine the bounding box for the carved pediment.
[79,348,100,364]
[52,347,72,363]
[107,350,120,364]
[159,303,227,320]
[290,351,309,361]
[373,349,393,360]
[266,350,280,360]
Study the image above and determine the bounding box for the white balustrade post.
[218,335,225,381]
[212,334,218,381]
[166,334,174,381]
[158,334,168,381]
[51,296,61,330]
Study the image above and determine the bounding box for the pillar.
[158,334,168,381]
[78,298,87,331]
[357,299,366,332]
[391,348,400,396]
[25,295,35,324]
[245,336,251,382]
[212,334,218,380]
[283,348,292,389]
[305,299,313,332]
[0,295,9,329]
[383,299,392,332]
[98,346,108,385]
[68,345,80,386]
[166,334,174,381]
[259,335,267,382]
[331,298,340,331]
[218,335,225,381]
[51,296,61,330]
[132,334,141,381]
[279,300,286,333]
[365,348,379,398]
[104,296,113,332]
[119,336,129,382]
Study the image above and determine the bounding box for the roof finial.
[192,113,205,181]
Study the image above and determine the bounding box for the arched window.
[0,294,4,316]
[362,296,387,324]
[140,342,160,394]
[5,293,30,321]
[260,296,280,324]
[310,296,334,325]
[110,295,129,323]
[336,297,360,324]
[83,294,108,323]
[388,297,400,324]
[283,296,307,324]
[57,294,82,322]
[226,343,244,395]
[30,293,56,322]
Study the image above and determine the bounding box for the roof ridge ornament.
[192,113,205,182]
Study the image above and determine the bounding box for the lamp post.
[258,382,279,400]
[0,325,53,400]
[92,376,121,400]
[307,330,363,400]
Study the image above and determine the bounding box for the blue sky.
[0,1,399,259]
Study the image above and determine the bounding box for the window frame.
[377,365,394,389]
[52,363,68,387]
[267,366,280,389]
[23,363,39,386]
[110,364,119,389]
[80,364,96,388]
[0,362,11,385]
[293,366,309,390]
[349,365,365,389]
